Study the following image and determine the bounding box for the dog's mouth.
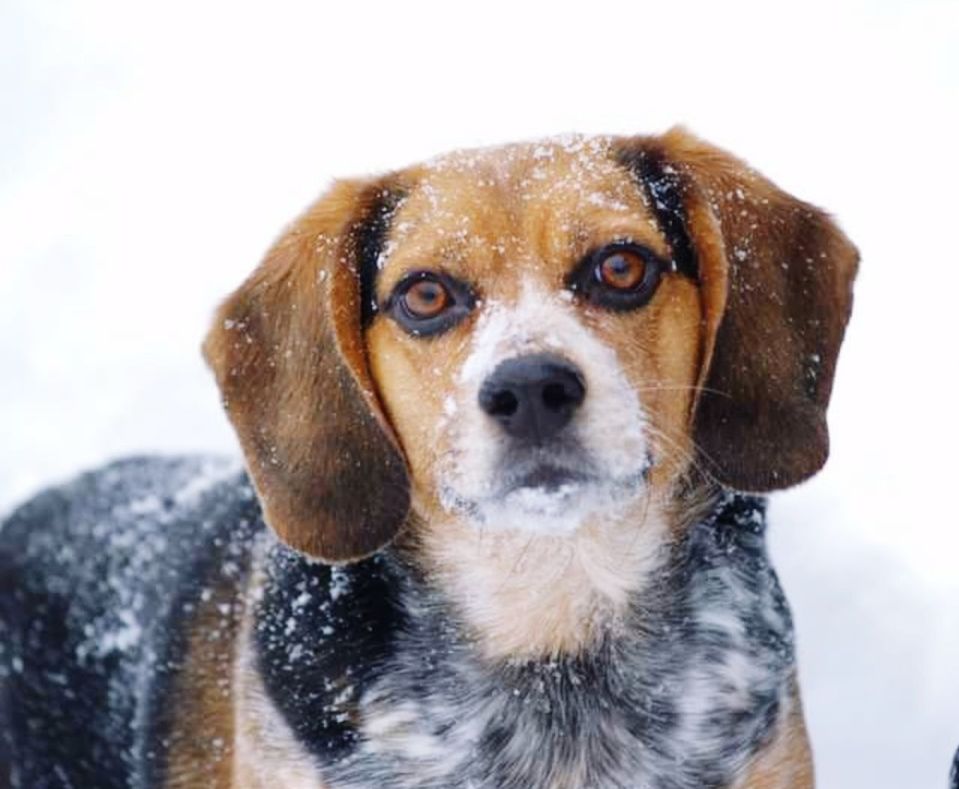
[438,447,653,532]
[505,464,591,494]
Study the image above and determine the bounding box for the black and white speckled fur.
[0,458,793,788]
[256,486,793,788]
[0,457,260,788]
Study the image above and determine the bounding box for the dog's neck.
[248,492,796,788]
[411,496,678,661]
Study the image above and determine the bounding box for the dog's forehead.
[421,135,619,186]
[405,135,646,221]
[377,135,668,292]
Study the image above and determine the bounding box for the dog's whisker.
[642,422,720,488]
[612,371,735,400]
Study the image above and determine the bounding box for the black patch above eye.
[386,270,476,337]
[614,147,698,282]
[566,242,668,311]
[357,187,406,328]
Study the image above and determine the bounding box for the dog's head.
[204,129,857,562]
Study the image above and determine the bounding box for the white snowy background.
[2,1,957,786]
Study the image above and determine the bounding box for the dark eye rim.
[566,241,669,312]
[385,269,476,337]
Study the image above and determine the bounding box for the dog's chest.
[253,496,794,789]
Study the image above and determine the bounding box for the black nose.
[478,353,586,443]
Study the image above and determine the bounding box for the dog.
[0,128,858,788]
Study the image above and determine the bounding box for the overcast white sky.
[2,1,957,786]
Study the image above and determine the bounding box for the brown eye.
[402,279,450,318]
[388,270,475,337]
[566,243,665,312]
[598,250,647,291]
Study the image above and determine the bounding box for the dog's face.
[367,138,702,535]
[204,128,858,563]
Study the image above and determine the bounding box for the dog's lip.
[439,460,648,520]
[505,464,591,493]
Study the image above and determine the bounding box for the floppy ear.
[620,128,859,492]
[203,179,410,561]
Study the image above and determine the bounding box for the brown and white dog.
[0,128,857,788]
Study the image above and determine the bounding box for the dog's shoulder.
[0,455,262,787]
[0,455,257,630]
[2,455,246,554]
[249,541,403,763]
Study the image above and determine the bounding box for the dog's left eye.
[567,243,666,311]
[597,249,647,291]
[388,270,475,337]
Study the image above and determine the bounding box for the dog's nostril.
[542,382,575,412]
[490,390,519,417]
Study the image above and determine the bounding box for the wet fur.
[0,130,859,787]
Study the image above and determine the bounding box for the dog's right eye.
[387,270,475,337]
[404,279,449,319]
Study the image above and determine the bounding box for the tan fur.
[415,504,671,660]
[368,139,704,524]
[735,680,814,789]
[164,577,243,788]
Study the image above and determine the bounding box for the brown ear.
[620,128,859,492]
[203,179,410,561]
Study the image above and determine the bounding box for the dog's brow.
[356,187,406,327]
[614,148,698,281]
